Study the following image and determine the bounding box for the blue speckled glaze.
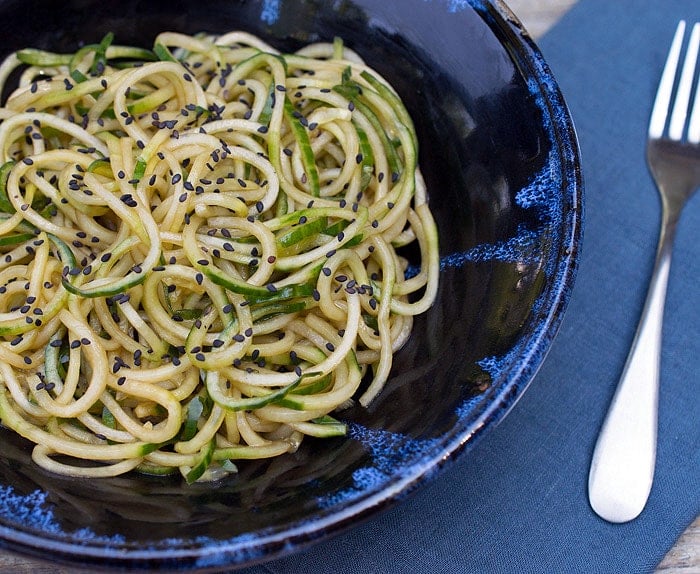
[440,227,543,266]
[0,487,60,535]
[0,0,582,570]
[260,0,280,25]
[317,424,441,509]
[446,0,581,430]
[0,486,126,545]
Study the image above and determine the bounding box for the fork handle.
[587,213,677,523]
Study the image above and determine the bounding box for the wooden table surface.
[0,1,697,573]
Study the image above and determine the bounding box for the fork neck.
[658,197,681,260]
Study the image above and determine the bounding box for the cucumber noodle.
[0,31,438,482]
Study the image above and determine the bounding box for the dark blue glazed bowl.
[0,0,582,571]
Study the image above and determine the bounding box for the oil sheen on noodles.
[0,31,438,482]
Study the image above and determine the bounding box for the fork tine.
[669,22,700,140]
[688,27,700,144]
[649,20,686,139]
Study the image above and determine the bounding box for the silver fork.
[588,20,700,524]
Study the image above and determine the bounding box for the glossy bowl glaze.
[0,0,582,570]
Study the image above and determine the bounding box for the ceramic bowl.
[0,0,582,570]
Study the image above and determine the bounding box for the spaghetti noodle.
[0,31,438,482]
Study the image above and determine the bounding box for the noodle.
[0,31,439,482]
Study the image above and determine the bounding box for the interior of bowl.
[0,0,582,570]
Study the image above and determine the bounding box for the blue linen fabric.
[240,1,700,572]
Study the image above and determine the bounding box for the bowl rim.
[0,0,583,570]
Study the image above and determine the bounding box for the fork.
[588,20,700,524]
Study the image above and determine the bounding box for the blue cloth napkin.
[241,1,700,572]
